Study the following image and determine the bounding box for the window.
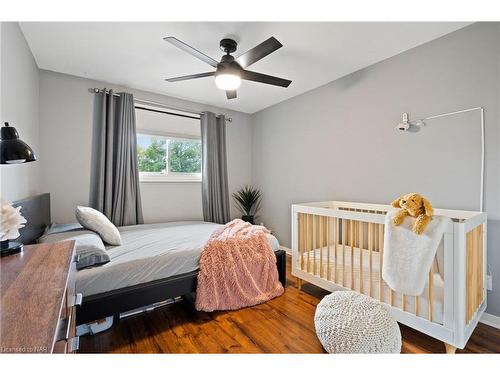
[135,105,202,182]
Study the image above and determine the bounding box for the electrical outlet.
[487,274,493,291]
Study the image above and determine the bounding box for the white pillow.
[75,206,122,246]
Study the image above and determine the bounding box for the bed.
[14,194,286,325]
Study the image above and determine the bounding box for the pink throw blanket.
[195,219,284,312]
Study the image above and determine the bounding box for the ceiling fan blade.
[165,72,215,82]
[226,90,237,100]
[240,70,292,88]
[164,37,219,68]
[236,37,283,69]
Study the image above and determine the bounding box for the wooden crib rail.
[295,211,438,322]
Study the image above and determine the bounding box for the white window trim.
[139,173,202,183]
[137,131,202,183]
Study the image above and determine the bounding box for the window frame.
[137,130,202,183]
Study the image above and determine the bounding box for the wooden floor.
[80,256,500,354]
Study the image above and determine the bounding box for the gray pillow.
[75,246,110,270]
[39,230,110,270]
[75,206,122,246]
[39,230,106,250]
[42,222,84,237]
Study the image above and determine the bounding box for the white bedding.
[299,247,445,324]
[76,221,280,297]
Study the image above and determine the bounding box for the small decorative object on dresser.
[0,198,27,256]
[0,241,79,353]
[232,186,262,224]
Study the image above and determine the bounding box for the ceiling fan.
[163,36,292,100]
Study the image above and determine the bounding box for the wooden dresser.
[0,241,80,353]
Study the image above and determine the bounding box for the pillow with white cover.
[75,206,122,246]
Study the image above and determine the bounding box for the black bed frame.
[14,193,287,326]
[76,250,286,325]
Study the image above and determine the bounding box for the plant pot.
[241,215,254,224]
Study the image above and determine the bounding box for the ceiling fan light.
[215,74,241,91]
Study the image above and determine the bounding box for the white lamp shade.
[215,74,241,90]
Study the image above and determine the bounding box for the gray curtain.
[200,112,230,224]
[90,90,143,226]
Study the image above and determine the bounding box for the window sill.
[140,177,202,183]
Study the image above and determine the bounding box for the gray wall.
[251,23,500,315]
[39,70,252,223]
[0,22,41,201]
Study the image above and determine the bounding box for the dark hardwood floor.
[80,256,500,354]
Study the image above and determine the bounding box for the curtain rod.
[89,88,232,122]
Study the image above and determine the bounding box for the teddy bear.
[391,193,433,235]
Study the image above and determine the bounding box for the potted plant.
[232,186,262,224]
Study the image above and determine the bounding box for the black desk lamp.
[1,122,36,256]
[1,122,37,164]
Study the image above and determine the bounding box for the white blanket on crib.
[382,209,451,296]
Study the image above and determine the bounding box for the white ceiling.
[20,22,470,114]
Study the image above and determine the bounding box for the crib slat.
[359,221,363,293]
[342,219,346,286]
[306,214,310,273]
[311,215,315,274]
[303,214,306,271]
[415,296,419,316]
[318,216,323,277]
[327,217,331,281]
[299,213,304,271]
[350,219,354,289]
[368,223,373,297]
[378,223,383,301]
[313,215,318,276]
[324,216,328,278]
[334,218,338,284]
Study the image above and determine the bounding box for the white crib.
[291,201,487,353]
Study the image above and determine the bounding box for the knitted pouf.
[314,291,401,353]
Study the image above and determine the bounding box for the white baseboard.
[480,312,500,329]
[279,246,292,255]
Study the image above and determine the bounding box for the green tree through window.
[137,134,201,176]
[137,138,166,172]
[169,139,201,173]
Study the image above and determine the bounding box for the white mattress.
[76,221,280,297]
[298,247,445,324]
